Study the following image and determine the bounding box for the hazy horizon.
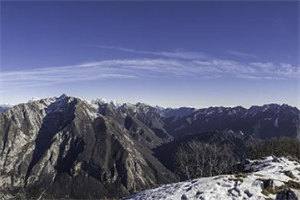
[1,2,299,108]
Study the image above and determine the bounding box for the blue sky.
[1,1,299,108]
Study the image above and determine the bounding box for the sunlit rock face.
[0,95,176,199]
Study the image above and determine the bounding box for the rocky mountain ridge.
[0,95,176,199]
[90,98,300,140]
[0,95,299,199]
[163,104,300,139]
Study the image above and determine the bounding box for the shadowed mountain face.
[0,95,176,199]
[163,104,300,139]
[0,95,299,199]
[153,131,252,178]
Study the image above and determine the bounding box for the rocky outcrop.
[125,157,300,200]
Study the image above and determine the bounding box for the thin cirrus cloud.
[90,45,209,60]
[0,48,299,91]
[227,50,258,59]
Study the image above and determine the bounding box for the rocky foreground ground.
[125,156,300,200]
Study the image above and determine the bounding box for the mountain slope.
[154,131,253,180]
[0,95,176,199]
[125,156,300,200]
[163,104,300,139]
[0,95,299,199]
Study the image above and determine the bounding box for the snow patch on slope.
[126,156,300,200]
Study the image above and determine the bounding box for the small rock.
[284,171,296,179]
[286,180,300,189]
[181,194,188,200]
[261,179,274,191]
[186,186,192,192]
[195,191,203,196]
[244,189,253,198]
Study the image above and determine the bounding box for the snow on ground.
[125,156,300,200]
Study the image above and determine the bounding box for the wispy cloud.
[0,63,137,88]
[91,45,208,60]
[227,50,258,59]
[0,48,298,91]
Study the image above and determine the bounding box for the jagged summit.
[58,93,68,99]
[0,94,177,199]
[1,95,299,140]
[1,95,299,119]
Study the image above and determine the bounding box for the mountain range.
[0,105,10,114]
[0,94,299,199]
